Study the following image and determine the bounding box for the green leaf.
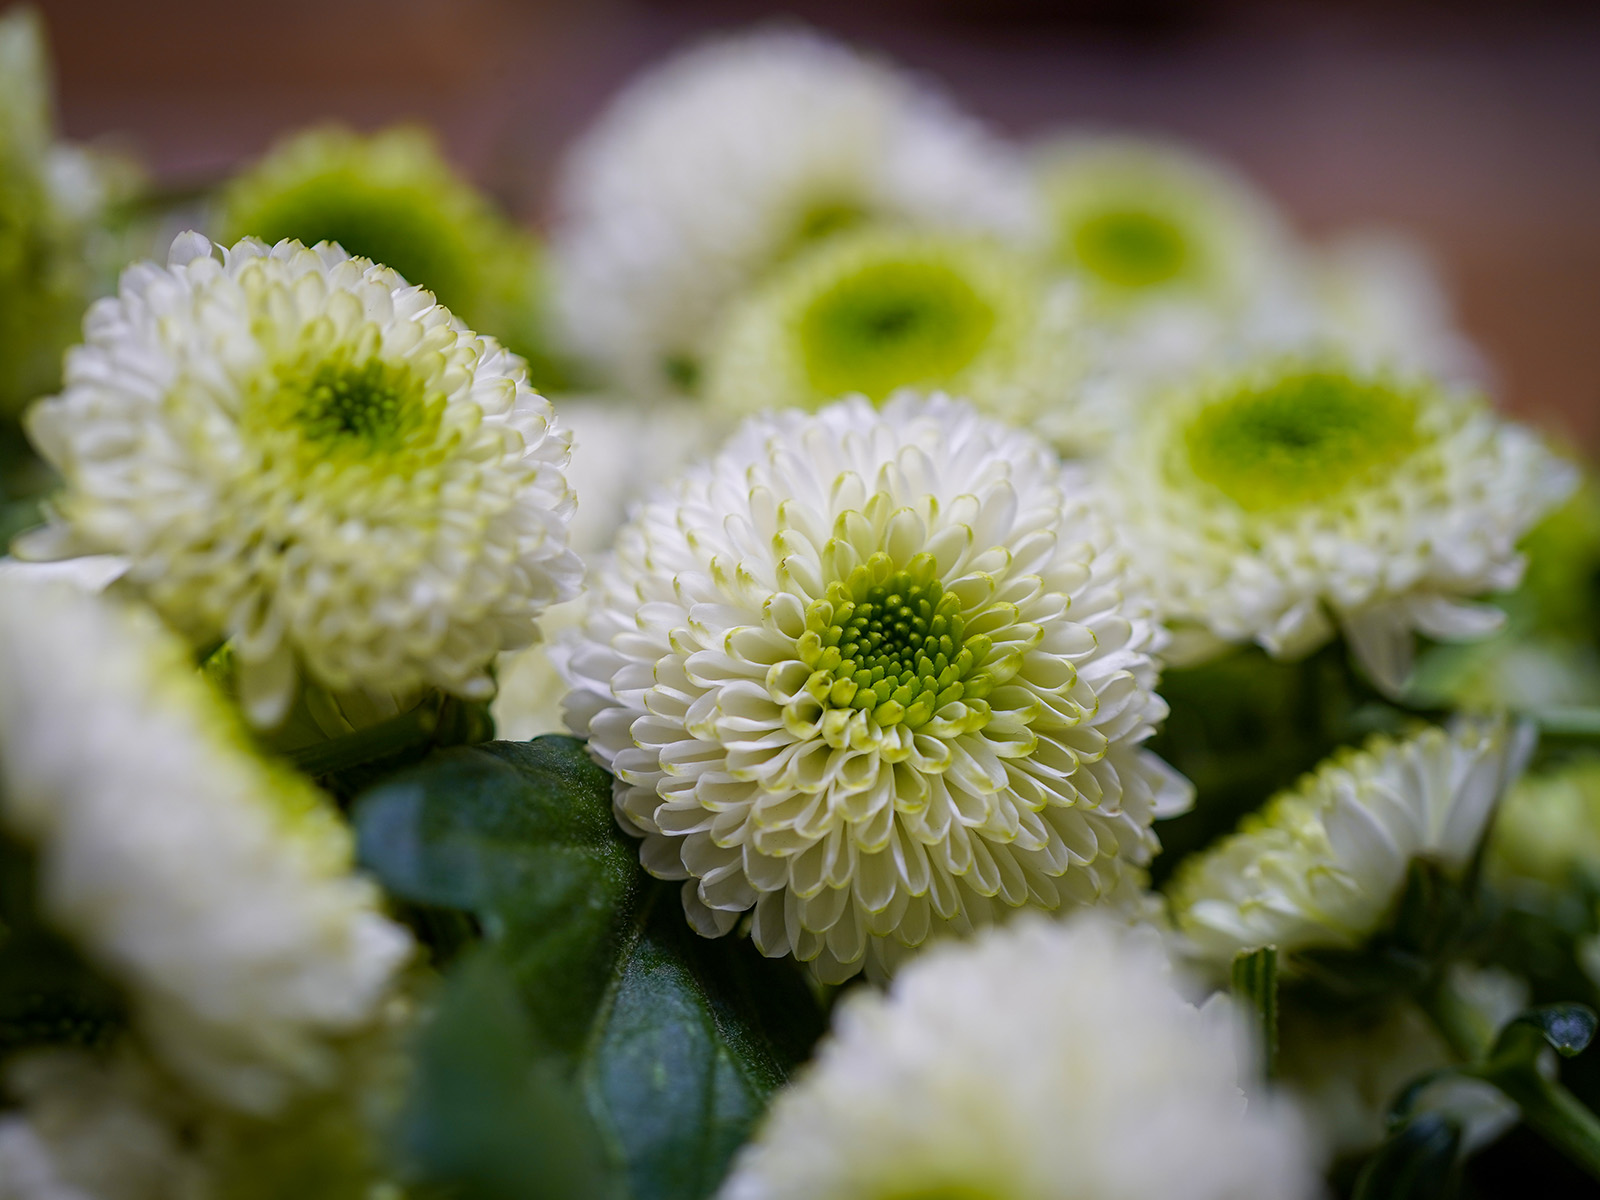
[396,949,621,1200]
[1229,946,1277,1078]
[355,736,825,1200]
[1353,1113,1463,1200]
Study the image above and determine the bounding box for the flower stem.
[1531,706,1600,739]
[1487,1068,1600,1182]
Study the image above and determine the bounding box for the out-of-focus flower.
[216,124,562,385]
[1168,717,1534,971]
[704,229,1074,427]
[1489,757,1600,891]
[719,913,1318,1200]
[18,233,581,727]
[1101,358,1574,692]
[564,394,1189,983]
[0,575,411,1114]
[550,27,1037,397]
[0,8,138,419]
[1034,133,1293,312]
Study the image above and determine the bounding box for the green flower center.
[1182,368,1424,513]
[250,346,447,476]
[876,1190,1003,1200]
[1069,206,1190,289]
[797,257,998,404]
[797,553,993,732]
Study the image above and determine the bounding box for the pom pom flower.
[1167,717,1534,971]
[0,574,411,1113]
[550,27,1036,395]
[1033,133,1292,312]
[1101,358,1575,692]
[705,228,1073,427]
[217,124,558,381]
[563,394,1190,983]
[719,914,1318,1200]
[18,233,581,726]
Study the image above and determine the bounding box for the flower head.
[563,394,1189,983]
[0,574,411,1113]
[1033,133,1292,311]
[705,229,1074,427]
[719,913,1318,1200]
[217,124,559,382]
[19,232,581,726]
[550,27,1037,396]
[1101,358,1575,692]
[1167,717,1534,971]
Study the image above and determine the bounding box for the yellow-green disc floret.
[1181,368,1424,513]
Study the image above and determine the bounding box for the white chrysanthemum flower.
[0,575,411,1114]
[563,394,1190,983]
[550,27,1037,396]
[1101,358,1575,692]
[491,395,709,741]
[1167,717,1534,970]
[704,229,1077,428]
[17,232,581,726]
[1033,133,1294,312]
[720,913,1318,1200]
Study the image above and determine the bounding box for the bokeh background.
[25,0,1600,448]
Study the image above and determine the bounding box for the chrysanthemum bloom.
[18,232,581,726]
[1034,134,1293,312]
[217,125,560,382]
[1167,717,1534,971]
[0,573,411,1114]
[0,8,137,417]
[705,229,1075,428]
[549,27,1037,397]
[563,395,1190,982]
[719,914,1318,1200]
[1101,358,1575,693]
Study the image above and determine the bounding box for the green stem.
[1488,1069,1600,1182]
[286,702,441,776]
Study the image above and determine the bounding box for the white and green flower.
[704,228,1075,428]
[563,394,1190,983]
[1101,358,1574,692]
[217,124,558,381]
[0,573,411,1114]
[719,913,1318,1200]
[18,233,581,726]
[1167,717,1534,970]
[550,27,1037,396]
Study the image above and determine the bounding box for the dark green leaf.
[1229,946,1277,1077]
[1353,1113,1463,1200]
[355,736,825,1200]
[397,949,620,1200]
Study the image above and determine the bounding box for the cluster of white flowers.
[564,394,1189,982]
[3,16,1594,1198]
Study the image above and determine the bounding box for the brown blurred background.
[25,0,1600,448]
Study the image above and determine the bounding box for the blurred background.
[24,0,1600,447]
